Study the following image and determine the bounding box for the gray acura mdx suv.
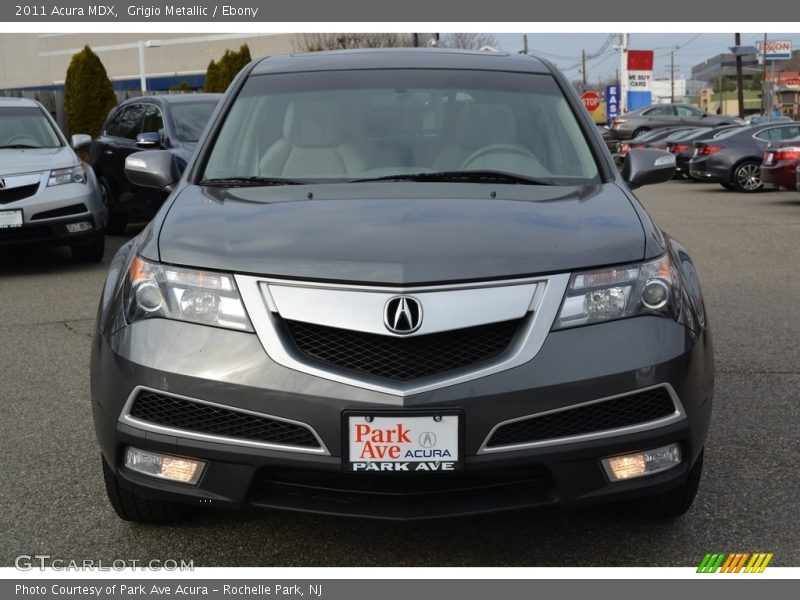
[92,49,713,522]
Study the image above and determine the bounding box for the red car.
[761,140,800,188]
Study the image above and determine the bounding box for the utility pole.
[582,49,587,87]
[763,32,768,114]
[617,33,629,114]
[735,33,745,118]
[670,50,675,103]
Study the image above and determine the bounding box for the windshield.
[170,101,218,143]
[0,106,62,148]
[202,69,600,185]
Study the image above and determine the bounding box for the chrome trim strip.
[118,385,330,456]
[0,172,42,190]
[236,273,571,397]
[266,281,538,337]
[477,383,686,454]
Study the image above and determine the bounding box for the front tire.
[632,127,650,138]
[102,457,189,524]
[732,161,763,193]
[624,450,704,519]
[71,234,105,263]
[99,180,129,235]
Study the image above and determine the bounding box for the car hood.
[157,182,646,284]
[0,146,75,176]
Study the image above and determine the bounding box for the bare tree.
[439,33,498,50]
[296,33,415,52]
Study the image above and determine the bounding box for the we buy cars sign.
[581,91,601,112]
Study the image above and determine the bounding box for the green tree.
[169,80,192,92]
[204,44,252,93]
[63,45,117,138]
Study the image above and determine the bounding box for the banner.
[627,50,653,111]
[605,84,621,125]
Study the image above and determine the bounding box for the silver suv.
[0,98,106,261]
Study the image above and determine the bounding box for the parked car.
[93,49,712,523]
[0,97,106,261]
[689,122,800,192]
[667,126,740,179]
[745,114,793,125]
[614,126,694,167]
[88,93,221,233]
[610,103,742,140]
[761,139,800,189]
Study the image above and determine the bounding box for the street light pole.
[138,40,146,92]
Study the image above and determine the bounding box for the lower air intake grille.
[486,387,677,448]
[0,183,39,205]
[129,390,321,449]
[284,318,522,381]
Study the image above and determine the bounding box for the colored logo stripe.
[697,552,773,573]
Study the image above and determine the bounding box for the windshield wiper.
[0,144,44,149]
[351,170,556,186]
[199,176,305,187]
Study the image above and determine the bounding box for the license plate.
[0,210,23,228]
[764,152,774,166]
[345,412,461,472]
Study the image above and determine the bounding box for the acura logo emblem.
[384,296,423,334]
[0,178,5,189]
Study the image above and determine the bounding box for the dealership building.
[0,33,302,128]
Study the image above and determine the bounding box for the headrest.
[455,103,517,149]
[283,101,346,148]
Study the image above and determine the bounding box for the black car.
[666,126,740,179]
[689,122,800,192]
[92,49,712,523]
[89,94,221,233]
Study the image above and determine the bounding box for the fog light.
[66,221,92,233]
[601,443,681,482]
[124,447,206,485]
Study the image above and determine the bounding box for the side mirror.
[136,132,162,149]
[71,134,92,149]
[622,149,676,189]
[125,150,182,192]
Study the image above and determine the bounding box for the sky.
[492,33,800,83]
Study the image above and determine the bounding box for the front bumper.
[0,180,103,246]
[92,314,713,520]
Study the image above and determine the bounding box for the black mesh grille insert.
[284,318,522,381]
[0,183,39,205]
[129,391,321,449]
[486,387,677,448]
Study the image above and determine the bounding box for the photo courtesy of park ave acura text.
[1,27,798,570]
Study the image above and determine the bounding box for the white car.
[0,97,106,261]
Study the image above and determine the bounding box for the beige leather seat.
[432,103,520,171]
[259,101,366,178]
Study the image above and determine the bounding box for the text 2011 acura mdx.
[91,49,713,523]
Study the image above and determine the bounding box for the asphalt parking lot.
[1,180,799,567]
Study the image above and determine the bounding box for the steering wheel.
[460,143,540,171]
[3,134,42,147]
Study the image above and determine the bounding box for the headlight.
[48,164,86,186]
[554,253,679,329]
[124,256,253,332]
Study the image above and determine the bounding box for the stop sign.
[581,91,601,112]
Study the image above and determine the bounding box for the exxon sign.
[756,40,792,60]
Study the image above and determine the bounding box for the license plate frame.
[343,409,464,473]
[0,210,23,229]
